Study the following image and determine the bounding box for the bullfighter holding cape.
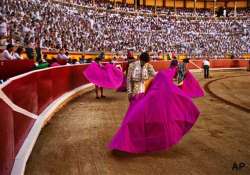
[108,53,204,153]
[83,52,124,98]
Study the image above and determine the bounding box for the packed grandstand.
[0,0,249,59]
[1,1,250,175]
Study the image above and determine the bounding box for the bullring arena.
[1,60,250,175]
[26,71,250,175]
[26,69,250,175]
[0,0,250,175]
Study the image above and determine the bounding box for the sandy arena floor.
[25,70,250,175]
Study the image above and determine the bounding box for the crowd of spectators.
[0,0,249,59]
[66,0,250,17]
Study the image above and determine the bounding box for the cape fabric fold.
[108,68,201,153]
[116,76,127,92]
[83,62,124,89]
[181,71,205,98]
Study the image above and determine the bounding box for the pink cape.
[83,62,124,89]
[108,68,201,153]
[116,76,127,92]
[181,71,205,98]
[50,62,61,67]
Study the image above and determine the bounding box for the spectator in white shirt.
[203,58,210,79]
[0,17,7,37]
[1,44,15,60]
[223,9,227,17]
[57,48,69,60]
[14,46,24,59]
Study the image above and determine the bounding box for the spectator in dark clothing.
[14,46,24,59]
[35,42,42,62]
[25,42,34,60]
[170,56,178,68]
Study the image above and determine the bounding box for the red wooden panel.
[0,60,34,80]
[13,112,35,155]
[150,61,169,71]
[36,69,54,114]
[0,99,14,175]
[51,67,72,99]
[3,73,38,114]
[71,65,89,89]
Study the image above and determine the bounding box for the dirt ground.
[25,70,250,175]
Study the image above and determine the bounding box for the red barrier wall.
[13,112,35,156]
[149,59,249,70]
[1,59,249,81]
[209,59,249,68]
[0,102,32,174]
[2,65,89,115]
[0,65,90,175]
[0,60,35,80]
[150,61,170,71]
[0,100,15,175]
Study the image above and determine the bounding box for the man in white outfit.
[1,44,15,60]
[203,58,210,79]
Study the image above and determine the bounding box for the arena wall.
[0,65,94,175]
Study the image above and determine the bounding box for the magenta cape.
[83,62,124,89]
[50,62,61,67]
[108,68,200,153]
[181,71,205,98]
[116,76,127,91]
